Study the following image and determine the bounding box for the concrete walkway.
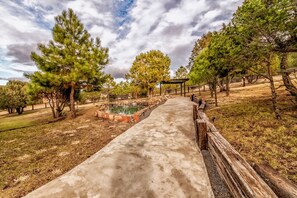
[25,97,214,198]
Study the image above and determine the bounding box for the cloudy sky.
[0,0,243,85]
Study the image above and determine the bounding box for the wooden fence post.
[193,105,198,120]
[198,99,206,111]
[196,120,207,150]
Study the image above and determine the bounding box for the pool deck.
[25,97,214,198]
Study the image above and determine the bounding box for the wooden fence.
[193,104,278,197]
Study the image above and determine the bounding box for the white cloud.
[0,0,244,85]
[0,2,50,47]
[165,0,208,25]
[89,26,118,47]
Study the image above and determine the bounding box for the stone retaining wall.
[94,96,168,123]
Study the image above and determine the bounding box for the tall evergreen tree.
[28,9,109,118]
[187,32,212,71]
[189,47,219,106]
[232,0,297,101]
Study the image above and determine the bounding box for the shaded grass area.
[0,107,133,198]
[207,97,297,184]
[0,110,53,131]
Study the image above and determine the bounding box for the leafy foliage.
[189,0,297,114]
[111,82,131,97]
[189,48,215,85]
[232,0,297,99]
[187,32,212,71]
[127,50,170,97]
[0,81,27,114]
[174,66,188,79]
[79,91,101,104]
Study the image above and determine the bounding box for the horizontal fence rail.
[193,104,278,198]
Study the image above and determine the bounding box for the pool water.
[109,105,144,115]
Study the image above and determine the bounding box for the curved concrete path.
[25,97,214,198]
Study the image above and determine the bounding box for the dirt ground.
[0,107,133,198]
[1,76,296,197]
[198,76,297,184]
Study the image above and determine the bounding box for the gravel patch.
[202,150,232,198]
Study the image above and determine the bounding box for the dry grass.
[1,78,296,197]
[0,109,53,131]
[202,77,297,184]
[0,107,133,198]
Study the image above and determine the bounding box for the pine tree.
[187,32,212,71]
[232,0,297,101]
[28,9,109,118]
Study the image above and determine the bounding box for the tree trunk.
[226,75,230,96]
[242,76,246,87]
[51,108,56,118]
[70,83,76,118]
[247,76,252,84]
[146,86,150,98]
[208,82,214,98]
[16,107,24,115]
[279,53,297,101]
[217,78,225,92]
[214,79,218,107]
[247,75,259,84]
[150,88,154,97]
[255,75,259,83]
[16,107,20,114]
[56,108,63,117]
[107,86,110,102]
[55,97,64,118]
[7,108,13,114]
[48,96,56,118]
[267,64,281,119]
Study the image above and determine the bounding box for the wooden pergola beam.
[160,78,189,96]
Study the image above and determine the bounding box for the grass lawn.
[203,78,297,184]
[0,107,133,198]
[0,109,53,131]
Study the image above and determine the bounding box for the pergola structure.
[160,78,189,96]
